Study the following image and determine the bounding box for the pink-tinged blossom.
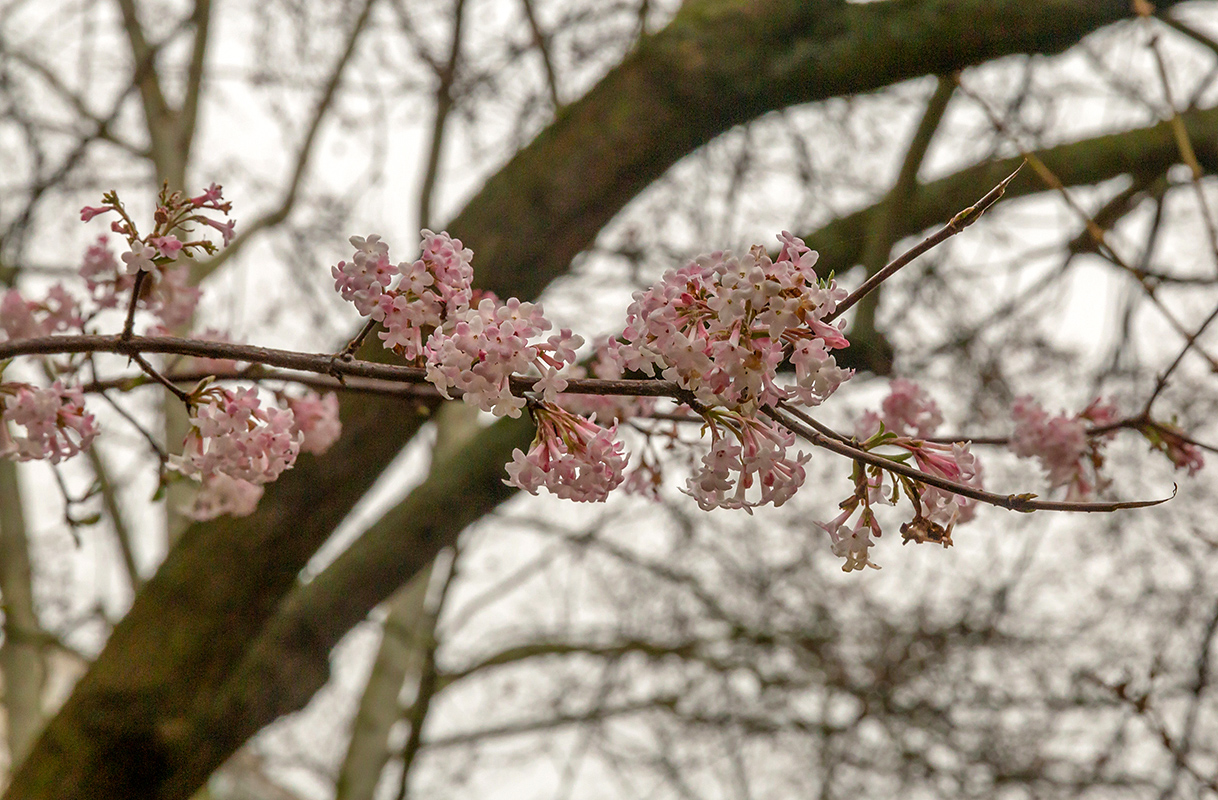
[372,230,476,360]
[906,439,983,529]
[144,265,202,329]
[425,297,583,417]
[84,184,235,277]
[825,392,982,570]
[854,380,945,442]
[0,291,44,341]
[0,382,98,463]
[505,402,626,502]
[0,287,82,342]
[191,183,225,207]
[817,509,882,572]
[333,234,394,318]
[880,379,943,438]
[149,235,183,260]
[121,241,157,275]
[200,216,236,246]
[185,473,264,520]
[612,232,852,410]
[172,387,302,485]
[79,237,132,308]
[1011,396,1114,499]
[285,391,342,455]
[684,409,810,512]
[80,205,110,222]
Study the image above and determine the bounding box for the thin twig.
[1146,31,1218,269]
[1144,300,1218,413]
[823,163,1023,324]
[129,352,190,403]
[764,406,1172,514]
[120,273,146,342]
[339,318,380,359]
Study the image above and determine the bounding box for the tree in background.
[1,1,1218,798]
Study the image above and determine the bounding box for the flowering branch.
[0,183,1204,568]
[764,406,1171,514]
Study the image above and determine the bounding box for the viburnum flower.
[819,379,983,570]
[612,231,852,410]
[903,439,983,531]
[0,287,82,342]
[332,230,477,359]
[425,296,583,417]
[171,386,302,485]
[121,241,158,275]
[185,473,264,521]
[0,381,98,463]
[284,390,342,455]
[1011,396,1116,499]
[149,235,184,260]
[81,183,235,293]
[333,234,394,318]
[685,408,810,511]
[79,236,133,309]
[505,401,626,501]
[377,231,476,360]
[818,506,883,572]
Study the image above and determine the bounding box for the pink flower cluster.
[78,185,236,330]
[820,380,983,571]
[334,231,583,417]
[1010,396,1116,500]
[425,297,583,417]
[0,287,82,342]
[505,402,626,501]
[284,390,343,455]
[179,389,340,521]
[686,409,810,511]
[0,381,98,463]
[857,378,943,439]
[171,386,302,486]
[333,231,474,353]
[188,473,265,521]
[610,232,853,410]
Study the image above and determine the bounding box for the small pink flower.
[201,216,236,246]
[121,242,158,275]
[684,410,810,511]
[80,205,110,222]
[191,183,225,207]
[879,379,943,438]
[0,382,98,463]
[611,232,851,410]
[185,474,264,520]
[505,402,627,502]
[171,387,302,485]
[1011,396,1111,499]
[285,391,342,455]
[0,287,81,341]
[149,235,184,260]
